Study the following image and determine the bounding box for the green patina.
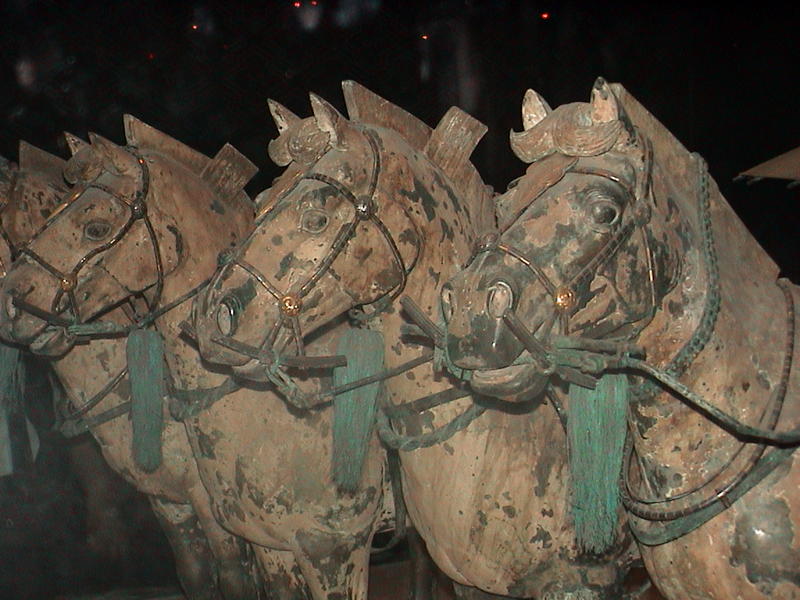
[331,328,384,492]
[126,328,166,473]
[567,373,628,554]
[228,277,257,311]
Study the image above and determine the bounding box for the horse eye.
[84,219,112,241]
[589,201,619,226]
[300,209,330,234]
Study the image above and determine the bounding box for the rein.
[55,279,213,437]
[406,137,797,545]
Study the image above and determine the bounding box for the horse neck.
[629,166,792,490]
[378,151,486,362]
[144,154,253,388]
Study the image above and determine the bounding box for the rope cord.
[630,153,720,402]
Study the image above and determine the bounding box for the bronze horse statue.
[441,79,800,599]
[1,146,154,582]
[0,144,66,477]
[0,117,402,600]
[193,81,639,599]
[0,124,263,599]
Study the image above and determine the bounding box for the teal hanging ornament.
[126,328,166,473]
[567,372,629,553]
[332,328,385,492]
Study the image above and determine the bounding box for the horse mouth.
[29,326,72,356]
[470,361,549,401]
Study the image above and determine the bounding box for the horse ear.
[521,89,551,130]
[309,93,348,148]
[589,77,620,124]
[88,132,137,175]
[268,99,301,135]
[63,132,89,156]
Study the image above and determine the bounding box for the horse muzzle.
[0,288,36,338]
[469,362,550,402]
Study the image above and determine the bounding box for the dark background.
[1,0,797,275]
[0,1,797,597]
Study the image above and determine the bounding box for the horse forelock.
[511,102,625,164]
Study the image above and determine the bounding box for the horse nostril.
[487,280,514,319]
[215,296,241,336]
[3,293,17,320]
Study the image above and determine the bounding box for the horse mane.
[123,115,257,205]
[18,141,67,190]
[123,115,210,174]
[610,82,779,280]
[342,81,494,233]
[342,80,432,151]
[424,106,494,233]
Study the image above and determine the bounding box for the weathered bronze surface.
[441,79,800,599]
[0,128,263,599]
[0,116,404,600]
[194,81,638,599]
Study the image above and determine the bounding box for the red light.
[293,1,300,6]
[311,0,317,4]
[421,34,428,40]
[191,23,198,30]
[540,12,550,19]
[147,52,156,60]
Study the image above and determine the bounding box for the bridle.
[463,136,655,371]
[208,126,420,377]
[11,148,166,330]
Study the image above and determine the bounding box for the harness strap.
[210,126,419,382]
[629,445,796,545]
[12,148,167,331]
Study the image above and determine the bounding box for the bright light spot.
[421,34,428,40]
[293,1,301,6]
[311,0,317,4]
[541,12,550,19]
[147,52,156,60]
[191,23,199,30]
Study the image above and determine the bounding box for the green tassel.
[332,328,384,492]
[126,329,166,473]
[567,373,629,553]
[0,344,24,413]
[0,344,25,476]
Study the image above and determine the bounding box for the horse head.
[0,141,71,277]
[0,119,255,356]
[442,78,685,400]
[194,84,454,374]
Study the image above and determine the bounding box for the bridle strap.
[12,148,166,330]
[474,137,654,336]
[212,126,418,369]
